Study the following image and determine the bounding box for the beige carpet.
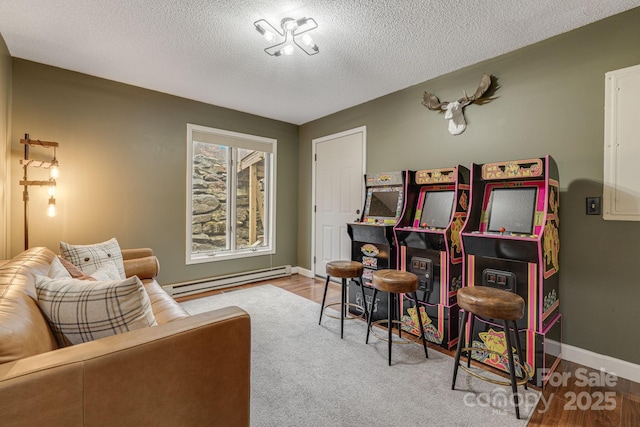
[180,284,540,426]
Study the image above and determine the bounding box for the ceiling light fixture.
[254,17,319,57]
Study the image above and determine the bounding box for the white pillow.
[60,238,126,279]
[47,256,72,279]
[35,275,157,346]
[89,262,122,281]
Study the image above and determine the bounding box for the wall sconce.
[254,17,319,56]
[19,134,60,250]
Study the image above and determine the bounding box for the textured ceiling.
[1,1,639,125]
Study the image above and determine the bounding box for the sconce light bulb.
[48,184,56,197]
[47,197,57,217]
[50,159,59,179]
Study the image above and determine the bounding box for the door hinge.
[313,256,316,264]
[314,153,317,161]
[314,205,316,213]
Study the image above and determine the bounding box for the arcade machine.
[347,170,411,322]
[460,156,561,387]
[394,166,470,350]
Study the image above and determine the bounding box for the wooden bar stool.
[319,260,369,339]
[452,286,529,419]
[365,269,429,365]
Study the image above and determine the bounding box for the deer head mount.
[422,73,494,135]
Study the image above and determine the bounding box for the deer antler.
[422,92,448,111]
[423,73,492,110]
[458,73,491,104]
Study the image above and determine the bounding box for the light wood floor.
[176,274,640,426]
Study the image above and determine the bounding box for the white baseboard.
[165,265,292,297]
[293,266,313,278]
[562,342,640,384]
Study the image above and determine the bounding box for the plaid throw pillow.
[60,238,126,279]
[35,275,157,346]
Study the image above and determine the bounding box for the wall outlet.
[586,197,601,215]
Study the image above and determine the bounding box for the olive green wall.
[10,60,299,284]
[299,8,640,364]
[0,35,11,259]
[5,8,640,364]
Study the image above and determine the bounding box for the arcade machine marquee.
[461,156,561,387]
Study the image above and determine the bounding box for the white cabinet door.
[604,64,640,220]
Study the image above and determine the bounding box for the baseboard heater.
[164,265,292,298]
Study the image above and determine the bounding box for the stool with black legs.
[452,286,529,419]
[365,269,429,365]
[319,260,369,339]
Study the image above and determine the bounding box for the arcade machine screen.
[419,191,455,229]
[366,189,401,221]
[487,187,537,234]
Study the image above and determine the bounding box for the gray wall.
[10,60,299,284]
[299,8,640,364]
[0,35,10,258]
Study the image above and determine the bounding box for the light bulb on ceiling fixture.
[301,34,313,46]
[255,23,276,42]
[264,31,275,42]
[47,196,56,217]
[281,45,295,55]
[48,179,56,197]
[299,34,318,53]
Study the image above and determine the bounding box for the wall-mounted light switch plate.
[586,197,601,215]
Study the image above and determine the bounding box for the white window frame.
[186,123,276,264]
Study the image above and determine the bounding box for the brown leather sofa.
[0,247,251,427]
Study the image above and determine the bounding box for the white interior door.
[313,127,365,277]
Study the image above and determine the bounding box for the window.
[186,124,276,263]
